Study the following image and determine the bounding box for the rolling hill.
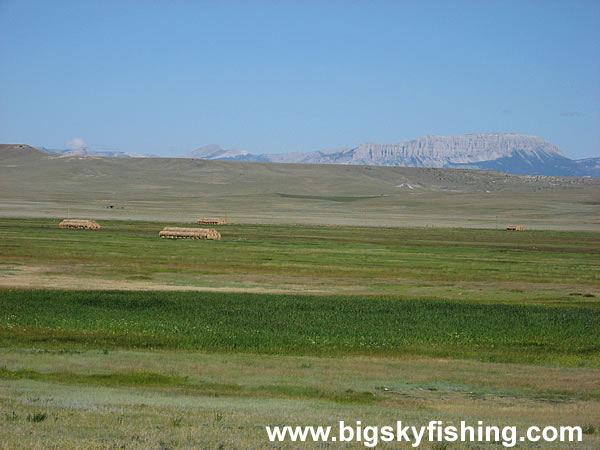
[1,144,598,229]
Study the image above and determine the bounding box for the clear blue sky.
[1,0,598,158]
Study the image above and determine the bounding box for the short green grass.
[0,366,377,405]
[0,218,598,302]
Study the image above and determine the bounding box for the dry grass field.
[2,350,599,448]
[1,144,599,230]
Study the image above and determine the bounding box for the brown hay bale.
[159,227,220,240]
[197,218,227,225]
[59,219,101,230]
[163,227,210,233]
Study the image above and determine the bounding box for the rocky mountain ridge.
[183,144,249,160]
[192,134,598,177]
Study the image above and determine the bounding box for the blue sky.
[1,0,598,158]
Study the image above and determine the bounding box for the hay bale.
[506,225,525,231]
[59,219,101,230]
[163,227,208,232]
[159,227,220,240]
[197,218,227,225]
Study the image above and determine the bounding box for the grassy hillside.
[1,144,598,229]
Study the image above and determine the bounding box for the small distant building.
[506,225,525,231]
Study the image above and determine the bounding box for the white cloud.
[65,138,87,151]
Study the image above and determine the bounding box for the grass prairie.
[0,218,598,302]
[0,217,599,447]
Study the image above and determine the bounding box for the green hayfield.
[2,289,599,365]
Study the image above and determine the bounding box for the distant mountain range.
[37,134,599,177]
[184,144,250,160]
[185,134,599,177]
[37,146,152,158]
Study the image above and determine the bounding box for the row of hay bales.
[159,227,221,240]
[58,218,224,240]
[197,217,227,225]
[59,219,101,230]
[59,218,523,237]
